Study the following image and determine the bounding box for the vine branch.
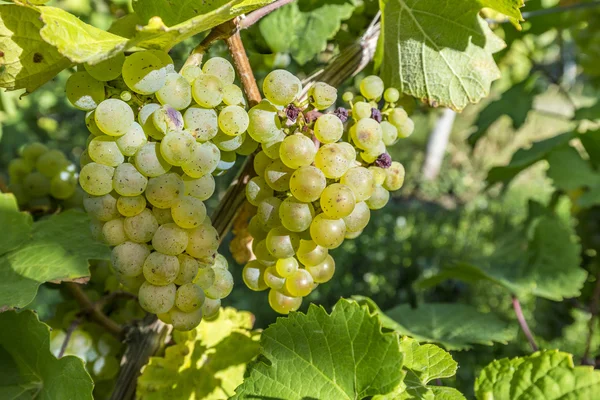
[512,295,538,352]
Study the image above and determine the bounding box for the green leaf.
[475,350,600,399]
[137,308,261,399]
[0,193,32,255]
[546,146,600,191]
[574,101,600,121]
[580,130,600,169]
[0,210,110,310]
[479,0,524,21]
[0,310,93,399]
[232,299,404,400]
[259,1,356,65]
[578,184,600,208]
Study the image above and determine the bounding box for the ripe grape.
[182,174,215,201]
[174,254,199,285]
[383,162,405,191]
[279,197,314,232]
[134,143,172,177]
[156,72,192,110]
[171,196,207,229]
[84,53,125,81]
[310,214,346,249]
[360,75,384,100]
[202,298,221,320]
[343,201,370,232]
[153,105,184,134]
[123,208,158,243]
[266,227,300,258]
[263,70,302,105]
[366,185,390,210]
[152,223,189,256]
[279,134,316,169]
[117,195,147,217]
[353,102,372,120]
[138,282,176,314]
[306,255,335,283]
[254,240,276,266]
[88,136,125,167]
[175,283,205,312]
[351,118,383,150]
[160,130,195,166]
[186,224,219,262]
[264,159,293,192]
[66,71,105,111]
[183,106,218,142]
[341,167,375,202]
[320,183,356,219]
[95,99,134,137]
[261,131,285,159]
[381,121,399,146]
[384,87,400,103]
[296,239,328,267]
[309,82,337,110]
[314,114,343,143]
[247,101,282,142]
[204,267,234,299]
[314,144,352,179]
[192,74,224,108]
[182,142,220,178]
[222,84,245,106]
[212,130,244,152]
[218,105,249,136]
[116,122,147,156]
[264,267,285,290]
[268,289,301,314]
[180,65,202,83]
[145,173,184,209]
[246,176,273,206]
[79,163,114,196]
[289,166,326,202]
[143,251,180,285]
[236,135,259,156]
[122,51,167,95]
[257,197,282,229]
[102,218,127,246]
[111,241,150,277]
[169,308,203,332]
[202,57,235,84]
[285,269,314,297]
[84,192,119,221]
[242,261,268,291]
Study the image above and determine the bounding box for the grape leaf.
[0,193,32,255]
[578,184,600,208]
[475,350,600,399]
[579,130,600,169]
[137,308,261,399]
[546,146,600,191]
[479,0,524,21]
[0,210,110,310]
[0,310,93,399]
[232,299,404,399]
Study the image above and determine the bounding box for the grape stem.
[512,295,538,352]
[238,0,295,29]
[58,317,82,358]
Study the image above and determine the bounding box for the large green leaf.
[0,193,32,255]
[232,299,404,399]
[0,310,94,399]
[546,146,600,191]
[579,130,600,169]
[475,350,600,399]
[0,210,110,310]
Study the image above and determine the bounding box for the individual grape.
[264,267,285,290]
[345,230,363,239]
[253,151,272,177]
[309,82,337,110]
[222,84,245,106]
[79,163,115,196]
[174,254,199,285]
[171,196,207,229]
[138,103,163,140]
[314,144,352,179]
[275,257,298,278]
[192,74,224,108]
[180,65,202,83]
[186,224,219,262]
[341,167,375,202]
[160,130,195,166]
[236,135,259,156]
[36,150,69,178]
[175,283,205,312]
[215,151,237,174]
[285,269,314,297]
[360,75,384,100]
[388,107,408,127]
[314,114,343,144]
[247,101,282,142]
[384,87,400,103]
[21,142,48,164]
[353,102,373,120]
[204,267,234,299]
[202,57,235,85]
[152,208,173,225]
[320,183,356,219]
[182,142,220,178]
[296,239,328,267]
[121,91,132,101]
[380,121,399,146]
[169,308,204,331]
[147,50,175,73]
[338,142,357,161]
[157,312,172,324]
[88,136,125,167]
[111,241,149,278]
[183,107,218,142]
[289,166,326,202]
[342,91,354,103]
[280,134,317,169]
[101,218,127,246]
[310,214,346,249]
[245,176,273,206]
[194,265,216,290]
[214,252,229,271]
[116,122,147,156]
[263,70,302,106]
[396,117,414,138]
[365,185,390,210]
[8,159,32,183]
[138,282,176,314]
[257,197,282,229]
[122,51,167,95]
[123,208,158,243]
[134,143,172,177]
[369,166,387,185]
[248,216,268,243]
[242,260,268,291]
[351,118,383,150]
[152,105,184,134]
[117,195,146,217]
[23,172,50,197]
[254,240,276,267]
[268,289,302,314]
[261,131,285,159]
[306,254,335,283]
[264,159,293,192]
[279,197,314,232]
[143,251,180,285]
[85,111,104,136]
[95,99,134,137]
[202,297,221,320]
[152,223,188,255]
[384,161,405,191]
[145,173,184,209]
[66,71,105,110]
[212,130,244,152]
[84,53,125,81]
[266,226,300,258]
[84,192,119,221]
[156,73,192,110]
[360,141,386,164]
[50,171,77,199]
[343,201,370,232]
[218,105,249,136]
[182,174,215,201]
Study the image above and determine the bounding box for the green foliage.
[546,146,600,191]
[0,193,32,255]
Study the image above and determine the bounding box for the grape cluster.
[68,50,251,331]
[241,71,410,314]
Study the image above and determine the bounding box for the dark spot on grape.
[285,104,300,122]
[0,51,4,57]
[374,153,392,169]
[333,107,348,122]
[33,53,44,63]
[370,108,382,123]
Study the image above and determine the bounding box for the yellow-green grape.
[384,88,400,103]
[175,283,205,312]
[21,142,48,164]
[122,51,167,95]
[143,251,180,285]
[254,240,276,267]
[145,173,184,209]
[157,312,172,324]
[384,161,405,191]
[218,105,249,136]
[248,215,268,241]
[152,105,184,134]
[264,159,293,192]
[182,174,215,201]
[186,224,219,262]
[268,289,302,314]
[171,196,207,229]
[215,151,237,173]
[257,197,282,229]
[84,53,126,81]
[85,111,103,136]
[343,201,370,232]
[264,267,285,290]
[212,130,244,152]
[204,267,234,299]
[345,230,362,239]
[369,166,387,185]
[314,114,343,144]
[147,50,175,73]
[121,91,132,102]
[261,131,285,159]
[95,99,134,137]
[246,176,273,206]
[309,82,337,110]
[366,185,390,210]
[289,166,326,202]
[214,253,228,270]
[194,264,216,289]
[169,307,203,331]
[112,163,148,196]
[243,260,268,291]
[50,171,78,199]
[84,192,119,221]
[160,131,195,166]
[360,75,384,100]
[116,122,147,157]
[202,297,221,320]
[156,72,192,110]
[388,107,411,135]
[263,69,302,106]
[397,117,414,138]
[65,71,105,111]
[267,227,300,258]
[152,207,174,225]
[338,142,357,161]
[380,121,399,146]
[175,254,199,285]
[237,135,259,156]
[274,258,300,280]
[279,134,316,169]
[320,183,356,219]
[353,102,373,120]
[152,223,188,256]
[341,167,375,202]
[360,141,387,164]
[253,151,272,177]
[285,269,314,297]
[202,57,235,85]
[138,103,163,140]
[306,254,335,283]
[138,282,176,314]
[180,65,202,83]
[182,142,220,178]
[79,163,115,196]
[102,218,127,246]
[8,159,32,183]
[310,214,346,249]
[223,84,245,106]
[314,144,351,180]
[296,239,328,267]
[123,208,159,243]
[192,74,224,108]
[183,106,218,142]
[36,149,69,178]
[117,195,146,217]
[279,197,314,232]
[342,91,354,103]
[23,172,50,197]
[247,101,282,142]
[111,241,150,277]
[351,118,383,150]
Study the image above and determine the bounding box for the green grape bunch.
[67,51,252,331]
[242,71,411,314]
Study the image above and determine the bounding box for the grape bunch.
[241,71,410,314]
[68,50,251,331]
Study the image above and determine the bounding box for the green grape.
[121,91,132,101]
[366,185,389,210]
[117,195,147,217]
[345,230,362,239]
[254,239,276,267]
[314,144,352,179]
[214,151,237,173]
[192,74,224,108]
[213,253,228,270]
[116,122,147,156]
[309,82,337,110]
[314,114,343,144]
[157,312,172,324]
[279,134,316,169]
[88,136,125,167]
[218,105,249,136]
[397,117,414,138]
[306,254,335,283]
[202,297,221,320]
[122,51,167,95]
[320,183,356,219]
[388,107,408,128]
[383,161,405,191]
[384,88,400,103]
[111,242,150,278]
[138,282,176,314]
[143,251,180,285]
[152,105,184,134]
[36,150,69,178]
[289,166,326,202]
[147,50,175,73]
[369,166,387,185]
[101,218,127,246]
[180,65,202,83]
[175,283,205,312]
[285,269,314,297]
[360,141,386,164]
[85,111,104,136]
[253,151,272,176]
[175,254,199,285]
[95,99,134,137]
[248,216,268,243]
[9,183,29,206]
[222,84,245,106]
[138,103,163,140]
[261,131,285,159]
[351,118,383,150]
[172,196,207,229]
[152,207,174,224]
[123,208,158,243]
[343,201,370,232]
[170,308,203,331]
[296,239,328,267]
[353,102,373,120]
[263,69,301,106]
[182,142,220,178]
[21,142,48,164]
[310,214,346,249]
[160,130,195,166]
[84,192,119,221]
[186,224,219,262]
[360,75,384,100]
[23,172,50,197]
[342,91,354,103]
[134,142,172,177]
[204,267,234,299]
[266,226,300,258]
[245,176,273,206]
[257,197,282,229]
[182,174,215,201]
[264,267,285,290]
[8,159,32,183]
[247,101,282,142]
[117,273,146,293]
[156,72,192,110]
[50,171,77,199]
[380,121,399,146]
[183,106,218,142]
[279,197,314,232]
[66,71,105,110]
[338,142,357,161]
[212,130,244,152]
[268,289,302,314]
[341,167,375,202]
[145,173,184,209]
[264,159,293,192]
[242,260,268,291]
[152,223,189,255]
[79,163,115,196]
[194,265,216,290]
[236,135,259,156]
[275,257,298,278]
[84,53,125,81]
[202,57,235,85]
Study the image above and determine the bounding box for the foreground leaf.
[232,299,404,399]
[0,193,32,255]
[0,310,93,399]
